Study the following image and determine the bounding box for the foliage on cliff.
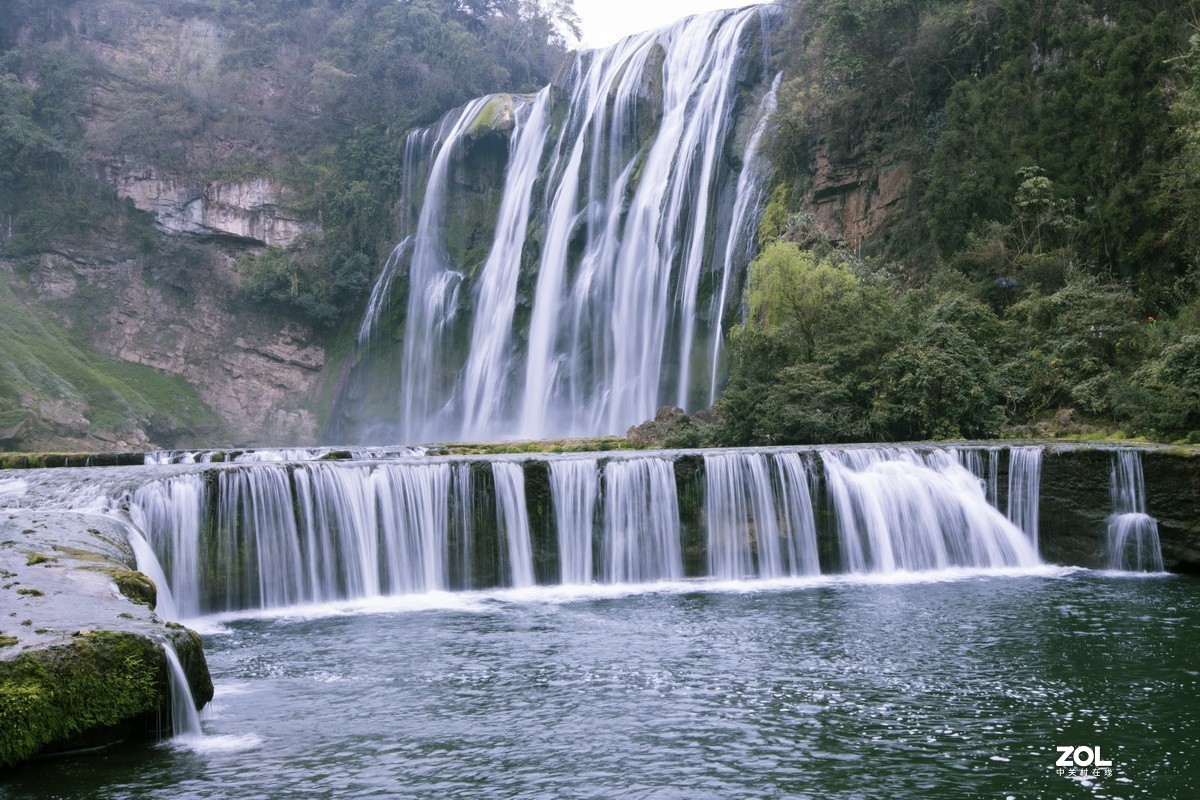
[1,0,577,324]
[0,0,578,449]
[716,0,1200,446]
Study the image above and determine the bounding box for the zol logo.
[1055,746,1114,778]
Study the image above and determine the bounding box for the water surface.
[3,571,1196,799]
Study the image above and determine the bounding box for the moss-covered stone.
[104,569,158,608]
[0,512,213,766]
[469,94,518,137]
[0,631,162,767]
[0,452,146,471]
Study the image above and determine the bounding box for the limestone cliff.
[0,2,336,451]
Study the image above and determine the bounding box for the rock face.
[806,143,912,248]
[26,246,326,447]
[0,511,213,767]
[0,5,332,452]
[115,169,313,247]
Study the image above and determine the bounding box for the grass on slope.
[0,270,221,443]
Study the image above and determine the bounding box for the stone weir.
[114,442,1200,619]
[0,510,212,768]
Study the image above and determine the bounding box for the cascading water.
[704,451,819,580]
[62,443,1112,619]
[602,457,683,583]
[397,95,499,440]
[1106,451,1164,572]
[129,476,205,618]
[821,448,1039,573]
[459,88,551,439]
[452,464,475,589]
[357,122,439,344]
[162,643,203,739]
[492,462,536,588]
[349,5,782,443]
[953,446,1001,508]
[708,71,782,404]
[1006,446,1042,548]
[549,459,599,584]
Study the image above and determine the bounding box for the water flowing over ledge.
[12,441,1177,624]
[345,4,785,442]
[2,442,1187,628]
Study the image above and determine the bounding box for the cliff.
[0,0,571,452]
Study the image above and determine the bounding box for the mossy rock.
[108,570,158,608]
[0,631,164,767]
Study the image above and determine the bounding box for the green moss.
[0,631,163,767]
[756,183,790,248]
[79,568,156,608]
[24,553,52,566]
[470,94,513,136]
[52,546,107,563]
[16,588,43,597]
[0,636,17,648]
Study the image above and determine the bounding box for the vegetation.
[1,0,578,324]
[710,0,1200,446]
[0,0,579,449]
[0,272,222,447]
[0,631,163,767]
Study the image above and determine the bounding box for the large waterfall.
[350,5,782,442]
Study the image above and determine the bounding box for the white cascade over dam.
[0,443,1172,620]
[108,445,1056,619]
[353,4,783,442]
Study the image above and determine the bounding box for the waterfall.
[708,72,782,404]
[128,528,181,623]
[492,462,535,588]
[952,447,1001,508]
[162,643,202,738]
[220,467,306,610]
[1106,451,1164,572]
[398,95,498,441]
[351,4,781,443]
[129,476,205,619]
[358,238,413,344]
[550,459,599,584]
[95,444,1092,617]
[1006,446,1043,548]
[821,448,1040,573]
[452,464,475,590]
[459,88,552,438]
[602,457,683,583]
[374,463,451,594]
[704,451,818,580]
[772,453,821,576]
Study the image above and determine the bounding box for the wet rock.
[0,511,212,767]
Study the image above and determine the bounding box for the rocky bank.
[0,510,212,767]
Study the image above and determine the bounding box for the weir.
[105,442,1169,619]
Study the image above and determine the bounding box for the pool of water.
[3,570,1197,799]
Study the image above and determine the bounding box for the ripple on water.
[0,571,1195,800]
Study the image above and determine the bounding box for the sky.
[572,0,758,49]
